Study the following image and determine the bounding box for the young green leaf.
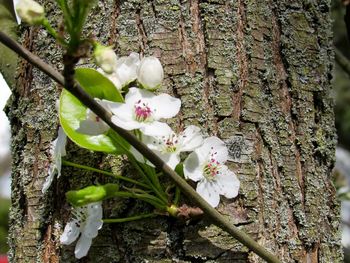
[60,68,127,153]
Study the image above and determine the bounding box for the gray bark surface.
[7,0,342,262]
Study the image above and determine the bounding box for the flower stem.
[41,19,68,46]
[103,213,157,223]
[62,160,150,189]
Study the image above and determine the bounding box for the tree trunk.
[6,0,342,262]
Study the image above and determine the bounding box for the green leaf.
[66,183,119,206]
[60,68,126,153]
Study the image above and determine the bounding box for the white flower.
[42,127,67,193]
[99,52,140,90]
[60,202,103,259]
[76,99,110,136]
[132,125,203,169]
[109,87,181,136]
[16,0,45,25]
[184,137,240,208]
[94,45,118,74]
[137,56,164,90]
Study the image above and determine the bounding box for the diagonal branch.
[0,31,281,263]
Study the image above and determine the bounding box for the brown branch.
[0,31,281,263]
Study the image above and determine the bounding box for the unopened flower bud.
[94,44,117,74]
[16,0,45,25]
[137,56,164,90]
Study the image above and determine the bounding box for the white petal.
[76,120,109,135]
[142,134,163,151]
[140,121,172,137]
[60,220,80,245]
[178,125,203,152]
[83,219,103,239]
[197,137,228,164]
[56,127,67,157]
[156,151,180,170]
[125,88,153,106]
[87,202,103,219]
[183,152,204,181]
[111,115,142,130]
[106,101,133,119]
[196,180,220,208]
[151,94,181,119]
[216,167,240,199]
[42,167,56,193]
[74,235,92,259]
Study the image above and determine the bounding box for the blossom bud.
[115,52,140,88]
[137,56,164,90]
[16,0,45,25]
[94,44,117,74]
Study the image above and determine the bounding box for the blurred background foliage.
[332,1,350,262]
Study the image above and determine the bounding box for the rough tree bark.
[4,0,342,262]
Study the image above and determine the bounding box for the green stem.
[127,154,168,205]
[62,160,150,189]
[41,19,67,46]
[103,213,157,223]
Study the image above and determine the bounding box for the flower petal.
[60,220,80,245]
[125,88,154,106]
[140,121,172,137]
[83,219,103,239]
[196,137,228,164]
[111,115,142,131]
[42,166,56,193]
[183,152,204,181]
[106,101,133,119]
[56,127,67,157]
[76,120,109,136]
[196,180,220,208]
[178,125,203,152]
[216,167,240,199]
[157,151,180,170]
[74,235,92,259]
[151,94,181,119]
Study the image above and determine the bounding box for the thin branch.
[0,31,281,263]
[335,47,350,77]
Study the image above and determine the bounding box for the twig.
[0,31,281,263]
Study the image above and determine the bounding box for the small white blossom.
[76,99,110,136]
[16,0,45,25]
[99,52,140,90]
[132,125,203,169]
[184,137,240,208]
[94,45,118,74]
[42,127,67,193]
[137,56,164,90]
[60,202,103,259]
[108,87,181,137]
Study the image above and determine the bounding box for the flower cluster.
[78,50,240,208]
[95,48,164,91]
[52,49,240,259]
